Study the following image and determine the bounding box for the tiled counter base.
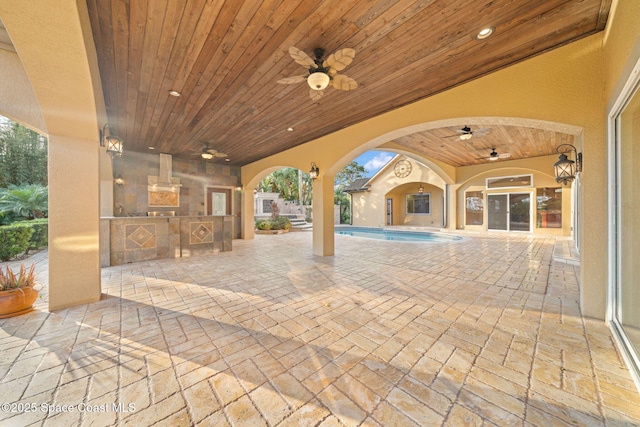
[100,216,233,266]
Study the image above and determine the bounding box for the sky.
[352,150,396,177]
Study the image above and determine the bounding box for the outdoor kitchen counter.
[99,215,233,267]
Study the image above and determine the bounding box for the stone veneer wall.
[100,215,233,267]
[112,152,242,238]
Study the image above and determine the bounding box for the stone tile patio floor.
[1,232,639,426]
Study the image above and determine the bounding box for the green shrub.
[0,224,34,261]
[255,219,271,230]
[15,219,48,250]
[271,216,291,230]
[255,217,291,231]
[0,184,48,220]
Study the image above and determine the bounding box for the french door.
[487,193,531,232]
[206,188,231,216]
[386,198,393,225]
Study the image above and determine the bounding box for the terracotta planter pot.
[0,287,38,318]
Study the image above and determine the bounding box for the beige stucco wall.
[388,183,444,227]
[456,162,571,236]
[0,47,46,132]
[350,155,446,227]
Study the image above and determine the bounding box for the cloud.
[364,152,394,173]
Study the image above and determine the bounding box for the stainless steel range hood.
[148,153,181,192]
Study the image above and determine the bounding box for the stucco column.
[312,174,335,256]
[99,152,114,217]
[447,184,461,230]
[242,189,255,239]
[48,134,102,310]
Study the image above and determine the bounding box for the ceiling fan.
[478,148,511,161]
[446,125,491,140]
[277,46,358,101]
[191,143,227,160]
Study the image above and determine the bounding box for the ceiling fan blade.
[331,74,358,91]
[288,46,315,68]
[472,128,492,137]
[323,48,355,71]
[277,75,307,85]
[499,153,511,158]
[309,88,324,101]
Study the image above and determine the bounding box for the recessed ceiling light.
[169,90,181,97]
[475,26,495,40]
[225,158,230,162]
[148,146,155,150]
[287,127,294,132]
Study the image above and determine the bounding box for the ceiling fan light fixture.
[460,133,473,140]
[307,72,330,90]
[201,152,214,160]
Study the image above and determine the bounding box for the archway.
[0,2,107,310]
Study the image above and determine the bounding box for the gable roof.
[344,177,371,193]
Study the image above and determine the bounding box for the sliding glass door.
[610,60,640,388]
[487,193,531,232]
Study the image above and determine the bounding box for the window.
[486,174,532,189]
[465,191,483,225]
[262,199,273,213]
[536,188,562,228]
[406,193,430,214]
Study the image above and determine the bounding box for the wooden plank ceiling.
[86,0,609,167]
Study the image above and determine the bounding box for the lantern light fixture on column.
[100,124,124,157]
[309,162,319,179]
[553,144,582,185]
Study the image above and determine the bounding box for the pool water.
[335,227,461,242]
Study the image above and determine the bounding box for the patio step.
[290,218,312,230]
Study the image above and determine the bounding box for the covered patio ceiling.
[87,0,609,167]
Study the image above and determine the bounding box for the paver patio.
[0,232,639,426]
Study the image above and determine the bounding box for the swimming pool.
[335,227,462,242]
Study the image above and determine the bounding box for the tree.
[334,161,367,224]
[0,120,48,188]
[256,161,367,223]
[258,168,313,205]
[335,161,367,192]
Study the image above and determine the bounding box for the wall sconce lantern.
[309,162,319,179]
[553,144,582,185]
[100,124,124,157]
[418,184,424,194]
[114,175,125,186]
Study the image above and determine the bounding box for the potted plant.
[0,263,38,318]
